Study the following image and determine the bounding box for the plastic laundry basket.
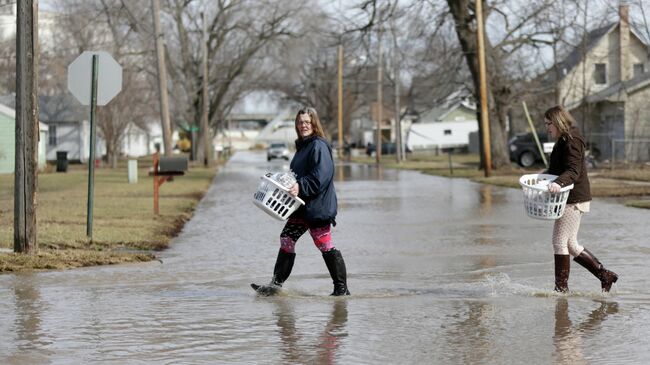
[519,174,574,220]
[253,173,305,221]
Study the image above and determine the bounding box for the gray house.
[39,94,106,163]
[533,4,650,162]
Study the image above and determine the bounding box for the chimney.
[619,3,630,82]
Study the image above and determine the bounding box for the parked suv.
[267,142,290,161]
[509,132,549,167]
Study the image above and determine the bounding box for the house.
[536,4,650,161]
[255,118,295,147]
[405,89,478,152]
[0,102,48,173]
[213,113,275,151]
[39,94,106,163]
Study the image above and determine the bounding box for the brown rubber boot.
[573,249,618,292]
[554,255,570,293]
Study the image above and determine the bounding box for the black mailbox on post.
[158,156,188,175]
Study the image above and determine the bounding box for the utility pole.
[151,0,173,157]
[476,0,492,177]
[14,0,39,253]
[392,17,402,163]
[376,27,383,164]
[201,12,211,166]
[337,44,344,160]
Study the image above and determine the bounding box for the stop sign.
[68,51,122,106]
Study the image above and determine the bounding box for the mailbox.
[158,156,188,175]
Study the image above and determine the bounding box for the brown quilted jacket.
[546,127,592,204]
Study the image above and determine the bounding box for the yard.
[0,156,217,272]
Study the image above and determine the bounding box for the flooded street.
[1,150,650,364]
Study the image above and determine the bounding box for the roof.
[418,88,476,123]
[585,72,650,104]
[549,22,650,83]
[555,23,616,80]
[0,101,49,130]
[39,94,88,123]
[0,93,87,123]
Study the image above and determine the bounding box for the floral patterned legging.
[552,204,585,256]
[280,218,334,254]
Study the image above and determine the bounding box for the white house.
[406,89,478,152]
[39,95,106,162]
[255,116,296,147]
[407,120,478,152]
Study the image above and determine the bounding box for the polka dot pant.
[552,204,585,256]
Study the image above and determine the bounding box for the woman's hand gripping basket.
[519,174,574,220]
[253,172,305,221]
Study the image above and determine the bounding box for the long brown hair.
[294,107,327,140]
[544,105,575,138]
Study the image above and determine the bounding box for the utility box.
[158,156,188,175]
[128,159,138,183]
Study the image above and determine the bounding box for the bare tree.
[46,0,157,167]
[446,0,565,168]
[159,0,305,160]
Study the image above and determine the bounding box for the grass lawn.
[0,156,217,272]
[351,152,650,208]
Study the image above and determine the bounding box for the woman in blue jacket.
[253,107,350,296]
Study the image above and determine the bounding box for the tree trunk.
[447,0,509,168]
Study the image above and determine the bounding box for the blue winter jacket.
[290,136,337,225]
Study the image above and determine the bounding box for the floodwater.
[1,150,650,364]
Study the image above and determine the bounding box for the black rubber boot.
[322,248,350,296]
[554,254,570,293]
[252,249,296,296]
[573,248,618,292]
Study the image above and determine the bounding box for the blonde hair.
[294,107,326,140]
[544,105,575,138]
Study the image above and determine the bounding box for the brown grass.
[0,249,156,272]
[0,156,218,272]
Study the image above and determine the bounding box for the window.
[594,63,607,84]
[48,125,57,146]
[634,63,644,78]
[444,129,452,135]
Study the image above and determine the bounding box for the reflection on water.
[334,163,398,182]
[479,184,494,216]
[445,301,493,363]
[14,276,43,349]
[553,299,619,365]
[8,274,51,364]
[274,299,348,365]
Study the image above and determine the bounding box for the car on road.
[509,132,549,167]
[267,142,290,161]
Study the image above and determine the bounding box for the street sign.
[67,51,122,105]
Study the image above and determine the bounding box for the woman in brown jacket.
[544,106,618,293]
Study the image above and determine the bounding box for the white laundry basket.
[519,174,574,220]
[253,173,305,221]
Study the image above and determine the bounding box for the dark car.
[509,132,549,167]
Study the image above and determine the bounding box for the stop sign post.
[67,51,122,242]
